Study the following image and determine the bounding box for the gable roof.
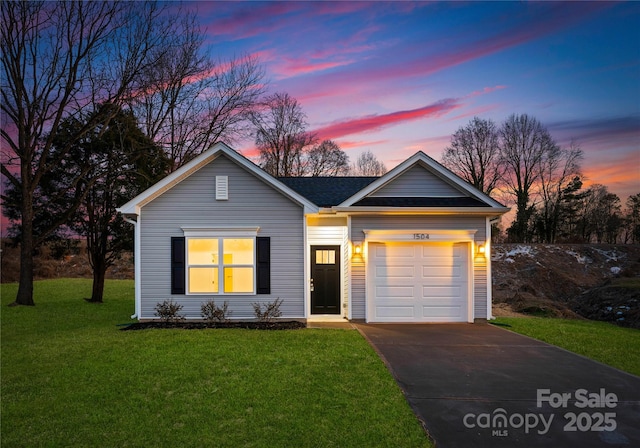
[278,177,378,207]
[336,151,508,214]
[117,142,319,216]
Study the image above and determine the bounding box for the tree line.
[0,1,386,306]
[441,116,639,245]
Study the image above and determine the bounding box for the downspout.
[486,216,495,320]
[123,217,139,320]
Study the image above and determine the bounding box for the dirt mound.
[492,244,640,326]
[571,278,640,329]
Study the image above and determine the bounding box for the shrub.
[154,300,185,322]
[252,298,283,323]
[48,238,81,260]
[200,300,231,322]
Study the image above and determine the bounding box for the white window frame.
[182,228,259,295]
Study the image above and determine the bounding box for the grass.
[611,277,640,289]
[493,317,640,376]
[1,279,431,448]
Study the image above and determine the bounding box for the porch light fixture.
[477,243,486,255]
[354,244,362,255]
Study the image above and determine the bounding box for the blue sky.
[189,1,639,200]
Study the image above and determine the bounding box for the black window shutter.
[256,237,270,294]
[171,237,186,294]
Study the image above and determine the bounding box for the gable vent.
[216,176,228,200]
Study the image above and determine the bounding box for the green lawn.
[1,279,431,448]
[493,317,640,376]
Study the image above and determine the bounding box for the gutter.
[331,206,511,216]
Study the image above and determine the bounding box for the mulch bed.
[120,321,307,331]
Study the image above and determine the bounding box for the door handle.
[310,278,314,292]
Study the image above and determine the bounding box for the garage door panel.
[368,242,469,323]
[420,272,462,283]
[421,286,462,298]
[375,265,415,278]
[376,285,415,298]
[374,245,416,258]
[421,265,461,277]
[420,245,455,256]
[376,306,415,318]
[420,306,462,318]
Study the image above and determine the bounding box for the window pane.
[223,267,254,293]
[189,267,218,293]
[316,250,336,265]
[223,239,254,265]
[188,239,218,265]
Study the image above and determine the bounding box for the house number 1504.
[413,233,430,240]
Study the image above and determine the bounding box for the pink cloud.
[200,2,302,40]
[313,99,461,141]
[582,152,640,201]
[336,139,389,150]
[271,57,355,78]
[198,1,379,42]
[266,23,384,79]
[238,146,261,160]
[275,3,609,104]
[467,85,507,98]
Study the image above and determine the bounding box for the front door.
[311,245,340,314]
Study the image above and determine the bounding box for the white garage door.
[367,242,470,322]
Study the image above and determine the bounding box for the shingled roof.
[278,177,379,207]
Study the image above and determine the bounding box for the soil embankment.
[492,244,640,328]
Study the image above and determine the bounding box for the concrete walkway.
[356,323,640,448]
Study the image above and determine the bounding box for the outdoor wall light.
[354,244,362,255]
[477,243,486,255]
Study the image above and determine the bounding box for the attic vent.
[216,176,228,200]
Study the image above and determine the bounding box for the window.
[187,238,254,294]
[316,249,336,265]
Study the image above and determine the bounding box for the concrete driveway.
[356,323,640,448]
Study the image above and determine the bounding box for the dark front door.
[311,245,341,314]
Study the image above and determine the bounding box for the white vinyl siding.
[370,165,464,197]
[139,154,305,319]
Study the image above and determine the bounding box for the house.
[117,142,509,323]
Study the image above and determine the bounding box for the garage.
[367,242,470,323]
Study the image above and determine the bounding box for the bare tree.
[535,141,583,243]
[441,117,503,195]
[306,140,350,176]
[578,185,622,243]
[1,1,168,306]
[351,151,387,176]
[252,92,316,177]
[623,193,640,244]
[499,114,557,242]
[130,11,266,171]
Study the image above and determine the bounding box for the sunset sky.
[188,0,639,202]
